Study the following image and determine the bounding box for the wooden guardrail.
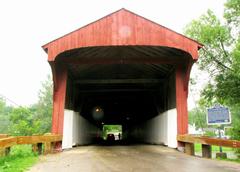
[0,134,8,139]
[0,134,62,157]
[177,134,240,158]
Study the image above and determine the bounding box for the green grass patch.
[0,145,39,172]
[194,143,233,152]
[194,144,240,163]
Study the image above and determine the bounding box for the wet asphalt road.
[28,145,240,172]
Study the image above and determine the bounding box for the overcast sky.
[0,0,226,107]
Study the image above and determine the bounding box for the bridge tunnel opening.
[62,60,178,149]
[42,9,202,150]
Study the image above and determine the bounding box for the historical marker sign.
[207,105,231,125]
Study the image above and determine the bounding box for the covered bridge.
[42,9,202,149]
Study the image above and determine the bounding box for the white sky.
[0,0,226,107]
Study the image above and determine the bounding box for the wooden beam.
[17,135,62,145]
[0,137,17,148]
[75,79,164,84]
[177,135,240,148]
[176,66,188,136]
[77,89,156,93]
[0,134,8,139]
[61,57,184,65]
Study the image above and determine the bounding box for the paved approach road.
[28,145,240,172]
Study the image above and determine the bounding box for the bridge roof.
[42,8,202,61]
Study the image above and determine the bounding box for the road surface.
[28,145,240,172]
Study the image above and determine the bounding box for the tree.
[224,0,240,33]
[31,75,53,134]
[184,10,233,76]
[6,75,53,135]
[185,0,240,142]
[9,107,41,136]
[188,107,207,131]
[0,97,13,134]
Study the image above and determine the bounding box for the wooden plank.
[0,137,17,148]
[63,56,184,65]
[17,136,41,144]
[177,135,240,148]
[0,135,62,146]
[17,135,62,145]
[75,79,164,84]
[0,134,8,139]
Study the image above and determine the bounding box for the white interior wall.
[62,109,99,149]
[167,108,177,148]
[130,108,177,148]
[62,109,74,149]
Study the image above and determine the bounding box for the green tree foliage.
[188,107,207,131]
[31,75,53,134]
[9,107,41,136]
[224,0,240,31]
[0,97,12,133]
[212,40,240,106]
[184,10,232,75]
[185,0,240,141]
[0,75,53,135]
[185,0,240,140]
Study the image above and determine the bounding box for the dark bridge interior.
[64,63,175,126]
[59,46,190,146]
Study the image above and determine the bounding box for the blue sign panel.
[207,105,231,125]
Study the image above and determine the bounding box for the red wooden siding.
[51,63,67,134]
[176,65,188,135]
[43,9,202,61]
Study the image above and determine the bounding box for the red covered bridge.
[42,9,202,149]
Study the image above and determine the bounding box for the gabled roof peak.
[42,8,202,61]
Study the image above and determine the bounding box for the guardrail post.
[185,143,195,156]
[32,144,38,153]
[53,141,62,153]
[5,147,10,156]
[0,147,10,157]
[37,143,43,154]
[44,142,53,154]
[32,143,43,155]
[0,148,5,156]
[202,144,212,158]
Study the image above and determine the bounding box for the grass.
[194,143,233,152]
[0,145,39,172]
[194,143,240,163]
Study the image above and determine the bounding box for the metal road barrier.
[177,134,240,158]
[0,134,62,157]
